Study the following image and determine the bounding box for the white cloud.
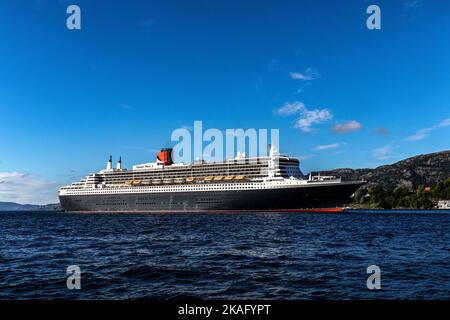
[294,107,333,132]
[289,68,320,81]
[0,172,58,205]
[372,145,392,160]
[332,120,362,133]
[405,128,432,141]
[313,142,346,151]
[275,101,305,116]
[438,118,450,128]
[297,154,316,161]
[295,82,311,95]
[405,117,450,142]
[275,101,332,132]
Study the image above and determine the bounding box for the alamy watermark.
[65,5,380,31]
[171,121,280,164]
[366,5,381,30]
[66,265,81,290]
[66,5,81,30]
[366,265,381,290]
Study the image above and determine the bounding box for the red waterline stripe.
[64,208,344,214]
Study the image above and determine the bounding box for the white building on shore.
[437,200,450,209]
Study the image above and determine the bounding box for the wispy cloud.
[332,120,362,134]
[372,145,392,160]
[405,128,432,141]
[275,101,304,116]
[275,101,333,132]
[289,68,320,81]
[297,154,316,161]
[294,108,332,132]
[313,142,346,151]
[438,118,450,128]
[294,82,311,95]
[275,101,332,132]
[405,117,450,142]
[0,172,58,205]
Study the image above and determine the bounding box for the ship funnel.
[107,155,113,170]
[157,148,173,166]
[116,156,122,170]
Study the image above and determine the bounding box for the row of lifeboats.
[125,175,247,186]
[185,175,246,182]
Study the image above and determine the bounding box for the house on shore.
[437,200,450,209]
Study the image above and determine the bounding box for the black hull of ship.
[59,182,363,213]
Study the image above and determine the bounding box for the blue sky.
[0,0,449,203]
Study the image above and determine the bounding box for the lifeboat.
[234,175,246,181]
[213,176,224,181]
[186,177,195,183]
[204,176,214,182]
[224,176,234,181]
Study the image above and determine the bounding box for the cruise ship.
[58,146,364,212]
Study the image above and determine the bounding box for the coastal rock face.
[318,150,450,191]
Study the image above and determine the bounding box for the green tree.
[353,188,367,204]
[444,177,450,188]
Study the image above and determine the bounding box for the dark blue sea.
[0,210,449,299]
